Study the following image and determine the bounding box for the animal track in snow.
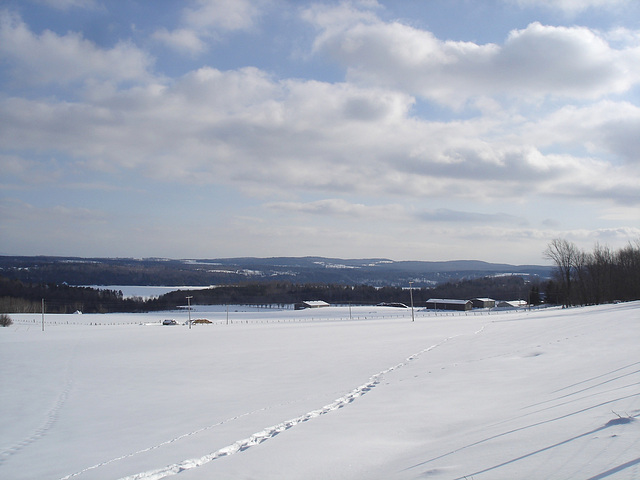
[117,333,469,480]
[59,406,276,480]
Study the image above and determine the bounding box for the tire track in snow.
[117,332,470,480]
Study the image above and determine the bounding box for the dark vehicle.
[162,319,177,325]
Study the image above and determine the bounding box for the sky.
[1,0,639,265]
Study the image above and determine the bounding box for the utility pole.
[409,282,415,322]
[186,296,193,329]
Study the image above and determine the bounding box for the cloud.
[2,7,635,212]
[182,0,262,32]
[558,227,640,247]
[1,6,638,220]
[520,151,640,206]
[31,0,101,10]
[0,154,63,185]
[0,154,34,179]
[417,209,528,226]
[302,1,380,33]
[1,64,638,209]
[0,11,153,86]
[153,0,266,54]
[0,198,109,225]
[151,28,207,55]
[506,0,630,14]
[267,200,529,226]
[304,6,640,105]
[265,199,407,219]
[521,100,640,164]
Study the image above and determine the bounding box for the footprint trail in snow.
[117,332,470,480]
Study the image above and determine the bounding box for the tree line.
[144,275,537,309]
[1,275,537,313]
[0,276,145,313]
[543,238,640,307]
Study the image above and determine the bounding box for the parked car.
[162,319,177,325]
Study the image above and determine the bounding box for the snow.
[1,302,639,479]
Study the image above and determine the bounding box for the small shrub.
[0,314,13,327]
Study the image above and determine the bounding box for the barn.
[496,300,528,309]
[425,298,473,311]
[294,300,330,310]
[377,302,409,308]
[472,298,496,308]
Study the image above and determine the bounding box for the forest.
[0,276,145,314]
[543,238,640,306]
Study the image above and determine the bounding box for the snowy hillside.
[1,303,638,479]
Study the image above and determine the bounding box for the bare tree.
[588,243,614,305]
[615,239,640,301]
[573,249,591,305]
[545,238,640,306]
[544,238,580,307]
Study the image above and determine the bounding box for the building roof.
[497,300,527,308]
[300,300,330,307]
[426,298,472,305]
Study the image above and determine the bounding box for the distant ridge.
[0,255,552,287]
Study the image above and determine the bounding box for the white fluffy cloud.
[521,100,640,164]
[183,0,261,32]
[2,61,637,210]
[306,7,640,105]
[2,7,638,213]
[153,0,265,53]
[506,0,630,14]
[0,11,153,86]
[152,28,207,55]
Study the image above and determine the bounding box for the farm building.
[294,300,330,310]
[425,299,473,311]
[472,298,496,308]
[496,300,528,309]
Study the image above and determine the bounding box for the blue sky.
[1,0,639,264]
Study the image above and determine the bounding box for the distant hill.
[0,255,552,287]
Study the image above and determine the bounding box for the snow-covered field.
[1,302,638,480]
